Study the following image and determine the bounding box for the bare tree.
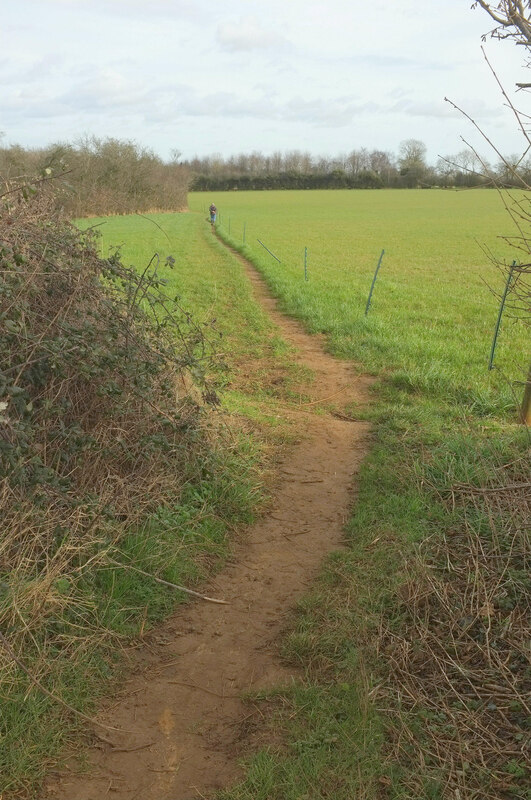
[346,147,370,175]
[471,1,531,423]
[398,139,428,187]
[369,149,396,182]
[474,1,531,46]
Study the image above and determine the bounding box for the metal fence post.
[365,249,385,315]
[489,261,516,370]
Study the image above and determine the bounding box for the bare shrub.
[0,137,190,217]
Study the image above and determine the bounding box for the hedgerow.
[0,175,226,792]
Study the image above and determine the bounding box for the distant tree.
[494,152,523,185]
[268,151,284,173]
[188,147,398,191]
[346,148,370,175]
[434,155,449,183]
[436,149,489,186]
[398,139,428,187]
[368,150,396,185]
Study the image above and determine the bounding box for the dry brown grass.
[377,453,530,799]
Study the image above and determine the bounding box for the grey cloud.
[0,54,65,88]
[390,97,502,120]
[149,87,380,128]
[2,79,386,129]
[217,17,292,53]
[362,53,447,71]
[387,87,410,100]
[316,51,447,72]
[0,92,70,123]
[20,54,65,82]
[283,96,378,126]
[58,71,150,111]
[0,69,150,126]
[4,67,502,135]
[396,100,461,118]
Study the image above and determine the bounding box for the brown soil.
[44,247,372,800]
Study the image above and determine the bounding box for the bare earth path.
[45,245,372,800]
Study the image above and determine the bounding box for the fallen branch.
[106,557,229,605]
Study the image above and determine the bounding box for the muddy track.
[45,243,372,800]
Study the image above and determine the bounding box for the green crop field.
[191,188,527,416]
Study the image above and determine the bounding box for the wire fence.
[208,207,526,406]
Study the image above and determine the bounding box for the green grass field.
[191,189,527,416]
[78,212,295,396]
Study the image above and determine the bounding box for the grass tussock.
[377,445,530,800]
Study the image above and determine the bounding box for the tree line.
[185,139,531,191]
[2,136,529,218]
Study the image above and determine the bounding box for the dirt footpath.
[45,246,372,800]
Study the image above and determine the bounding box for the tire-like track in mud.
[45,242,372,800]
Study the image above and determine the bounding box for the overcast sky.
[1,0,528,164]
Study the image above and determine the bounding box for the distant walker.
[209,203,217,224]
